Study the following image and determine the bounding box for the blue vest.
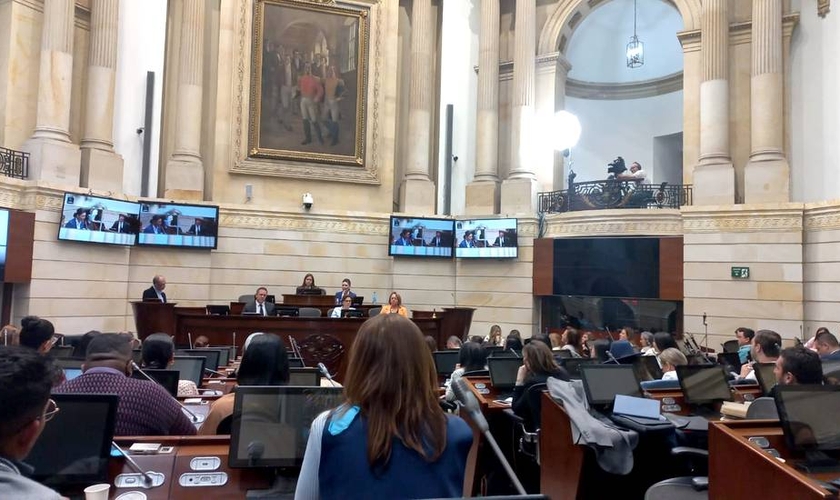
[318,409,473,500]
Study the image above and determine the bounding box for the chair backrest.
[722,340,740,353]
[298,307,322,317]
[237,294,252,304]
[368,307,381,317]
[825,369,840,385]
[745,396,779,420]
[525,382,549,430]
[644,477,709,500]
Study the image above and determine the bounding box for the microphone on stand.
[232,331,237,358]
[452,378,526,496]
[606,327,617,342]
[509,348,520,358]
[188,332,193,349]
[317,363,338,387]
[131,362,204,424]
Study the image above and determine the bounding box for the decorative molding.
[682,206,804,233]
[541,209,683,238]
[679,14,799,52]
[677,29,701,53]
[229,0,383,185]
[804,203,840,231]
[819,0,830,18]
[566,72,683,100]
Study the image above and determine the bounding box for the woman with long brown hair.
[512,341,569,428]
[295,314,473,499]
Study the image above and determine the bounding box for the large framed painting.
[249,0,369,167]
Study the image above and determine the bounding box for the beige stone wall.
[682,205,805,349]
[803,204,840,338]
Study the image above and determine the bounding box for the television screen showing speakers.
[137,202,220,249]
[57,193,142,246]
[454,218,518,258]
[388,216,454,258]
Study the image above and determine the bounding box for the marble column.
[399,0,436,213]
[744,0,789,203]
[552,55,572,191]
[164,0,205,200]
[23,0,81,184]
[81,0,124,192]
[693,0,735,205]
[501,0,538,214]
[465,0,500,215]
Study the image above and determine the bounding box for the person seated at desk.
[814,330,840,361]
[619,326,640,350]
[640,331,656,356]
[330,295,356,318]
[458,230,476,248]
[560,328,584,358]
[505,331,523,351]
[380,291,408,317]
[193,335,210,348]
[735,327,755,364]
[141,333,199,397]
[334,278,357,305]
[110,213,130,233]
[650,331,680,359]
[296,273,325,295]
[295,314,473,500]
[64,208,89,230]
[0,347,64,500]
[393,229,413,246]
[186,217,214,237]
[775,346,824,386]
[18,316,56,355]
[243,286,276,316]
[513,342,570,427]
[143,215,166,234]
[485,324,504,347]
[199,333,290,435]
[54,333,197,436]
[444,341,487,402]
[142,274,167,303]
[445,336,462,349]
[740,329,781,381]
[658,348,688,381]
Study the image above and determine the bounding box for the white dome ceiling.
[566,0,683,83]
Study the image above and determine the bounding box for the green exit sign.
[731,266,750,279]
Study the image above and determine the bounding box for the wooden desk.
[709,420,838,499]
[280,294,379,317]
[540,395,584,500]
[645,385,763,416]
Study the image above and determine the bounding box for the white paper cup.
[84,483,111,500]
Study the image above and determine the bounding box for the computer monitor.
[288,357,305,368]
[177,349,221,372]
[341,309,366,318]
[776,386,840,455]
[488,357,523,390]
[561,358,597,379]
[554,349,574,359]
[55,358,83,370]
[63,368,83,381]
[171,356,206,387]
[229,386,344,468]
[266,295,276,304]
[298,288,323,296]
[27,394,118,488]
[288,367,321,386]
[131,369,179,397]
[717,352,742,373]
[206,305,231,316]
[351,296,364,306]
[753,362,778,395]
[276,306,300,317]
[676,365,733,404]
[189,347,230,367]
[638,356,664,380]
[433,350,460,376]
[51,345,74,359]
[686,354,713,365]
[579,365,643,407]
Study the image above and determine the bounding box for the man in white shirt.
[244,286,275,316]
[740,330,781,380]
[618,161,646,182]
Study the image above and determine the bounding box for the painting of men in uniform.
[254,1,365,162]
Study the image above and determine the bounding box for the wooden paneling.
[533,238,554,296]
[659,237,683,300]
[5,210,35,283]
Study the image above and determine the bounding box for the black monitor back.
[276,306,300,317]
[433,350,460,376]
[676,365,733,404]
[562,358,597,379]
[27,394,118,488]
[178,349,221,371]
[288,357,305,368]
[289,367,321,386]
[132,368,179,396]
[55,358,84,369]
[488,357,523,390]
[775,385,840,453]
[579,364,643,407]
[753,362,777,395]
[51,345,74,358]
[171,356,206,386]
[206,305,231,316]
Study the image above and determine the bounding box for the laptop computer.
[562,358,598,379]
[579,364,643,410]
[753,362,777,396]
[639,355,664,380]
[351,296,364,306]
[433,350,460,377]
[676,365,733,418]
[488,357,523,400]
[775,385,840,472]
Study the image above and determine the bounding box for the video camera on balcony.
[607,157,627,179]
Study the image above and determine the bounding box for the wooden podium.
[131,301,177,339]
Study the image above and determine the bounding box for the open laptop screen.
[579,365,642,406]
[488,357,523,390]
[433,350,460,376]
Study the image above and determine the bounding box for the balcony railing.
[539,173,692,214]
[0,147,29,180]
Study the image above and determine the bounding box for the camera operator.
[617,161,646,182]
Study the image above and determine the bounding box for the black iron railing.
[539,172,692,213]
[0,147,29,180]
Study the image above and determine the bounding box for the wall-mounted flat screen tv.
[57,193,141,246]
[454,218,518,258]
[388,216,454,258]
[137,202,219,249]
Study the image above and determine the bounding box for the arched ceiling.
[566,0,683,84]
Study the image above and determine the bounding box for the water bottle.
[372,291,378,305]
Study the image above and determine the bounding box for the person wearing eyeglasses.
[0,346,64,499]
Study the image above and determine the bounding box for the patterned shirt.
[53,367,197,436]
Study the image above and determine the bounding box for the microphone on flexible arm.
[317,362,338,386]
[111,441,163,488]
[509,348,520,358]
[605,326,617,342]
[188,332,193,349]
[131,362,204,424]
[204,367,226,377]
[605,349,620,364]
[701,312,710,352]
[451,378,526,496]
[232,331,237,358]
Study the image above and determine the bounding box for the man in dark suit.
[143,215,165,234]
[243,286,275,316]
[427,231,447,247]
[493,229,515,247]
[110,214,130,233]
[333,278,357,305]
[458,231,476,248]
[142,275,167,303]
[186,218,214,237]
[64,208,89,230]
[815,331,840,361]
[394,229,413,246]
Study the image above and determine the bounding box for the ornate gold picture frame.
[249,0,369,167]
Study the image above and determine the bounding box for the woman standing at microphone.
[295,314,473,499]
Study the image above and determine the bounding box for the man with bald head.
[142,275,167,303]
[54,334,195,436]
